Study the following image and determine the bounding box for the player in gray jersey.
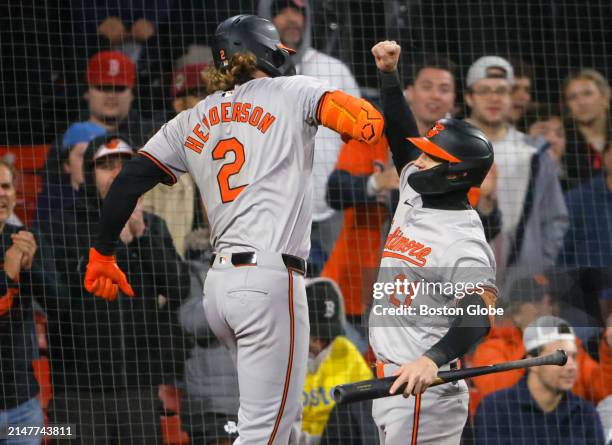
[369,41,497,445]
[82,15,383,445]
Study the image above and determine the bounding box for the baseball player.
[83,15,383,444]
[368,41,498,444]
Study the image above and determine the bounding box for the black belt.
[209,252,307,276]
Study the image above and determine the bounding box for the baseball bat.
[333,349,567,404]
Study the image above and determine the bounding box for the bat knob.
[555,349,568,366]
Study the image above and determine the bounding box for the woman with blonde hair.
[563,68,611,190]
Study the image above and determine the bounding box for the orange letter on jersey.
[184,136,203,154]
[257,113,276,134]
[318,91,384,145]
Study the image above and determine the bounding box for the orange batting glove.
[84,247,135,301]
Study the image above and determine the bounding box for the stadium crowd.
[0,0,610,444]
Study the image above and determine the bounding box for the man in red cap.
[84,50,153,148]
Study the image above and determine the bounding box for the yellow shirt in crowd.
[301,336,372,441]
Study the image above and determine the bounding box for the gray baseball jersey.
[369,164,497,445]
[142,75,334,444]
[141,75,334,260]
[369,164,497,364]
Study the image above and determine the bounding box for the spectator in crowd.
[260,0,362,274]
[471,275,612,409]
[475,316,606,444]
[69,1,174,115]
[526,105,567,176]
[142,60,211,256]
[563,69,611,191]
[46,134,190,444]
[402,54,502,240]
[559,133,612,268]
[42,50,155,202]
[298,278,376,444]
[464,55,568,281]
[322,137,394,347]
[0,160,60,445]
[507,56,534,132]
[403,55,457,135]
[178,226,240,444]
[34,122,106,231]
[83,50,154,147]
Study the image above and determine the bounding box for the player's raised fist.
[371,41,401,73]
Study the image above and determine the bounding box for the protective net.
[0,0,610,444]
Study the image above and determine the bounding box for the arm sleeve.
[379,70,421,174]
[423,292,493,367]
[424,243,498,367]
[93,154,168,255]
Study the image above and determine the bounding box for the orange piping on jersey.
[268,269,296,445]
[138,151,177,184]
[184,136,203,154]
[209,106,220,125]
[383,227,431,267]
[257,113,276,134]
[411,394,422,445]
[221,102,232,122]
[407,137,461,163]
[232,102,243,121]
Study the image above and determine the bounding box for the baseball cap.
[87,51,136,88]
[523,315,576,352]
[466,56,515,88]
[92,136,135,160]
[306,277,345,340]
[62,122,107,151]
[171,63,209,98]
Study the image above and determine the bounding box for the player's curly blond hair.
[204,52,258,93]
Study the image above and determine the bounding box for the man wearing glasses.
[464,56,567,283]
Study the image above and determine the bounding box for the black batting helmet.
[212,15,296,78]
[407,119,494,195]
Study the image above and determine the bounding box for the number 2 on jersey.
[212,137,248,203]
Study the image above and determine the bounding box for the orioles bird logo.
[426,122,446,138]
[105,139,121,149]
